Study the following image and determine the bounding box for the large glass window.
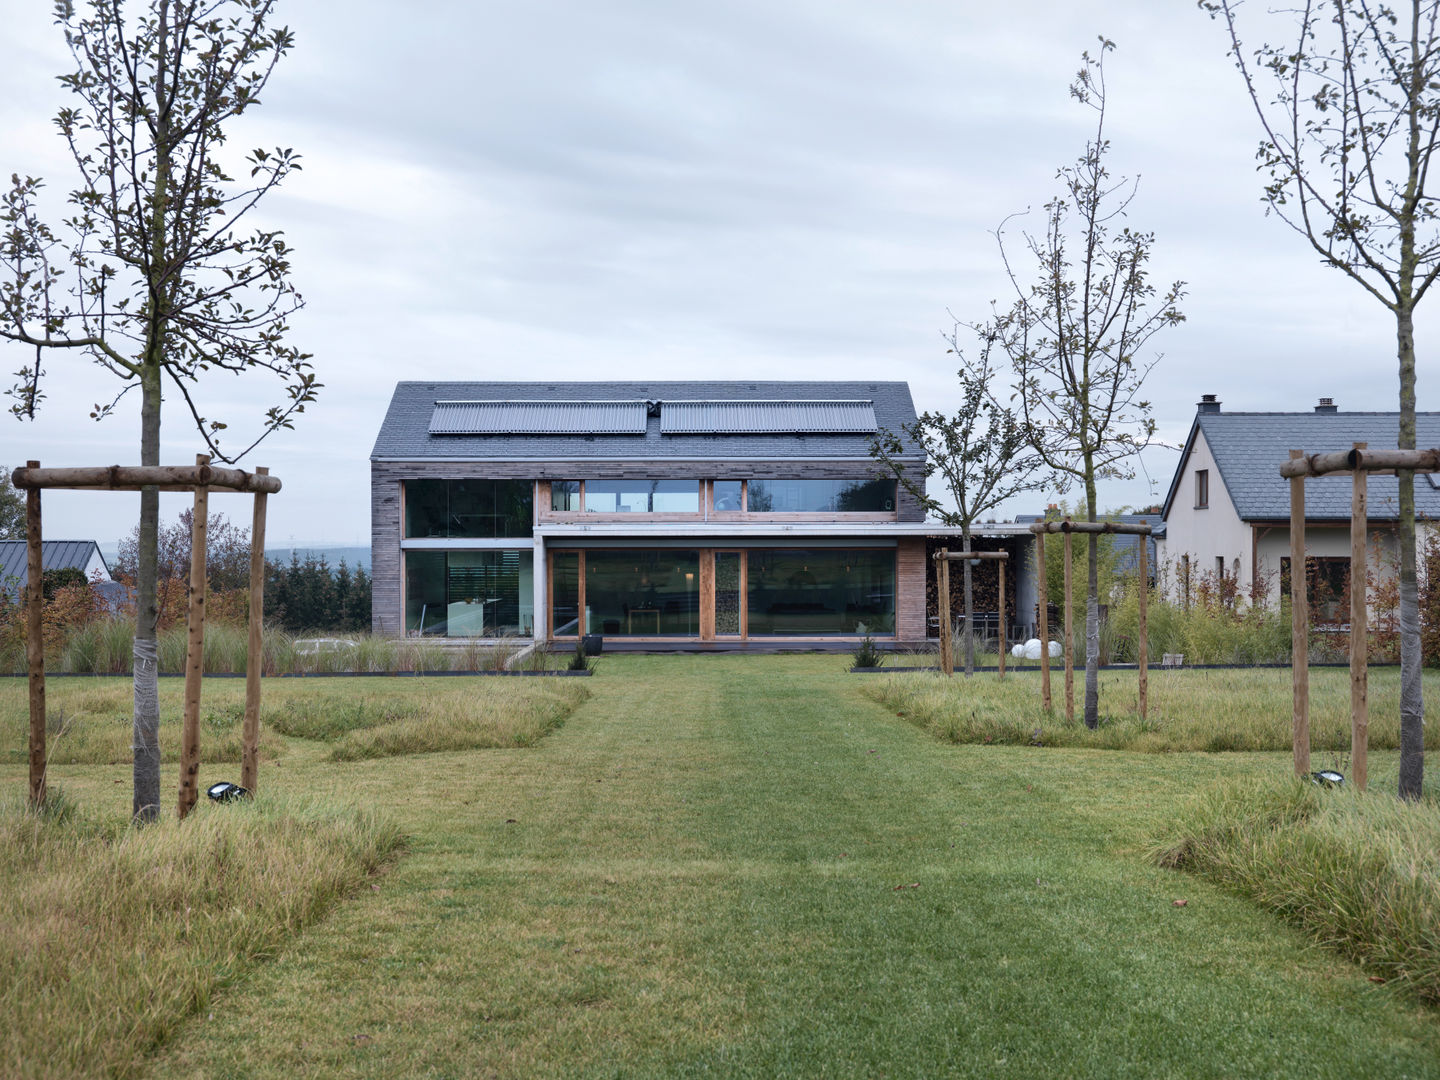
[405,550,534,636]
[713,480,743,512]
[585,479,699,513]
[747,549,894,635]
[405,480,533,538]
[551,481,581,511]
[746,478,894,513]
[585,550,699,636]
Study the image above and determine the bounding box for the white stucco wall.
[1159,429,1252,600]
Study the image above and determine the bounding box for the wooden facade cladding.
[895,539,927,641]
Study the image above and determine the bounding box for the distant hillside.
[99,543,370,571]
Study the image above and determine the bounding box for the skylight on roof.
[429,400,648,435]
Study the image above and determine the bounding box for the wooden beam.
[1280,446,1440,478]
[11,463,282,494]
[699,549,715,641]
[178,456,210,820]
[1036,530,1051,711]
[1289,450,1310,777]
[242,467,268,794]
[997,558,1006,681]
[25,461,45,808]
[1350,444,1369,792]
[934,550,1011,561]
[1029,520,1154,536]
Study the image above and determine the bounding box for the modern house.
[1159,395,1440,617]
[370,380,1008,647]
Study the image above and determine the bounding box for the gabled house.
[370,380,953,646]
[1159,395,1440,616]
[0,539,112,590]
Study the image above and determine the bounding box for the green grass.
[1153,776,1440,1005]
[0,788,403,1080]
[6,656,1440,1078]
[866,665,1440,752]
[1,675,591,765]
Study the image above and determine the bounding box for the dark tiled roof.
[0,540,108,590]
[1164,412,1440,521]
[371,381,922,462]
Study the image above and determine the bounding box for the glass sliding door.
[584,550,700,636]
[551,551,581,636]
[747,548,895,635]
[405,549,534,636]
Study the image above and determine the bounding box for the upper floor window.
[551,480,581,512]
[405,479,533,539]
[584,479,699,513]
[713,480,744,512]
[747,477,894,513]
[1195,469,1209,509]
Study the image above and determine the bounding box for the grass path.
[138,656,1440,1078]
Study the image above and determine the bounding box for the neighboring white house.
[1158,395,1440,618]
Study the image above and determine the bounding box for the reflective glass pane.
[746,478,894,513]
[552,551,580,636]
[405,551,447,634]
[403,480,533,538]
[406,550,533,636]
[747,549,894,635]
[551,480,581,511]
[713,480,743,512]
[585,550,699,636]
[584,479,699,513]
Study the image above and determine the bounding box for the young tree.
[0,0,317,819]
[985,40,1185,727]
[872,331,1051,674]
[1200,0,1432,799]
[0,467,22,540]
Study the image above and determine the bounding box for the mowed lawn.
[10,657,1440,1078]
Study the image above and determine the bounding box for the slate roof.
[0,540,109,590]
[1162,411,1440,522]
[372,381,922,462]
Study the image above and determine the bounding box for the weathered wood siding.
[896,539,928,642]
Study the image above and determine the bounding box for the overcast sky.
[1,0,1429,548]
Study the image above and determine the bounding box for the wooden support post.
[1289,450,1310,777]
[25,461,45,808]
[699,548,716,642]
[1036,531,1051,711]
[1063,524,1074,724]
[998,558,1006,680]
[937,551,953,676]
[1137,530,1148,722]
[178,455,210,820]
[242,467,268,794]
[1350,444,1368,792]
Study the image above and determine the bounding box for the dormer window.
[1195,469,1209,509]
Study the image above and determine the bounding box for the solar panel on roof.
[660,400,876,434]
[429,400,648,435]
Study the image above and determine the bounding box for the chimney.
[1197,394,1221,414]
[1315,397,1337,414]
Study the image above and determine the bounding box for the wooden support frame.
[1281,442,1440,787]
[13,459,281,817]
[933,550,1009,678]
[1028,518,1153,722]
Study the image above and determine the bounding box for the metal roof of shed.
[659,399,877,434]
[430,400,648,435]
[0,540,109,590]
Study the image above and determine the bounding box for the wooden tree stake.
[25,461,45,808]
[178,455,210,819]
[1350,444,1369,791]
[1289,450,1310,776]
[1036,530,1051,710]
[242,467,269,793]
[998,558,1006,680]
[938,551,953,677]
[1137,530,1148,721]
[1063,524,1074,724]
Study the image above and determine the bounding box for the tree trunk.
[962,524,975,676]
[132,364,162,821]
[1396,304,1424,800]
[1084,475,1100,730]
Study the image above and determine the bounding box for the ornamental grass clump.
[1151,777,1440,1006]
[0,788,404,1080]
